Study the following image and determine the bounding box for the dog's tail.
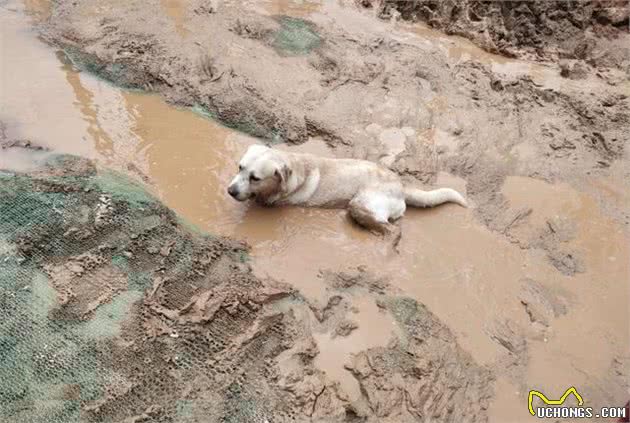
[404,186,468,208]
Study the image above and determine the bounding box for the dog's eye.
[250,174,261,182]
[238,164,244,171]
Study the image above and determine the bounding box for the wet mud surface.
[1,0,629,421]
[0,154,493,422]
[364,0,630,69]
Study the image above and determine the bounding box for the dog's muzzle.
[227,182,251,201]
[227,184,239,198]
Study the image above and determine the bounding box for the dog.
[228,145,467,235]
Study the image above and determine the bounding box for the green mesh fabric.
[0,155,299,423]
[62,47,141,90]
[272,17,321,56]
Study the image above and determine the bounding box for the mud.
[0,153,495,422]
[365,0,630,69]
[37,0,630,227]
[1,0,629,421]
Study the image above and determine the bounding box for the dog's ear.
[274,163,292,191]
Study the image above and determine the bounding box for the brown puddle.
[3,1,629,420]
[0,7,95,157]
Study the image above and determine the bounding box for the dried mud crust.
[362,0,630,68]
[0,154,492,422]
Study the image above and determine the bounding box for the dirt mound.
[0,152,492,422]
[362,0,630,68]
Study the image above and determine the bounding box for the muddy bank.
[362,0,630,69]
[0,153,492,422]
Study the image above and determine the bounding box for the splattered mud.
[1,0,629,422]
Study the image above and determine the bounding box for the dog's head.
[227,145,291,203]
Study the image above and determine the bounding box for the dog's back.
[277,151,401,207]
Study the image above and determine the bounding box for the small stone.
[147,246,159,254]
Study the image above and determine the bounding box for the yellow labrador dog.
[228,145,466,234]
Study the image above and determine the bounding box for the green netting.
[192,103,284,144]
[0,156,161,422]
[61,47,142,90]
[272,16,321,56]
[190,104,219,121]
[0,263,106,422]
[0,154,296,422]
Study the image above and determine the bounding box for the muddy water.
[503,176,629,368]
[314,295,400,400]
[494,177,630,421]
[0,9,94,157]
[2,1,629,420]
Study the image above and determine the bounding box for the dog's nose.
[227,185,238,198]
